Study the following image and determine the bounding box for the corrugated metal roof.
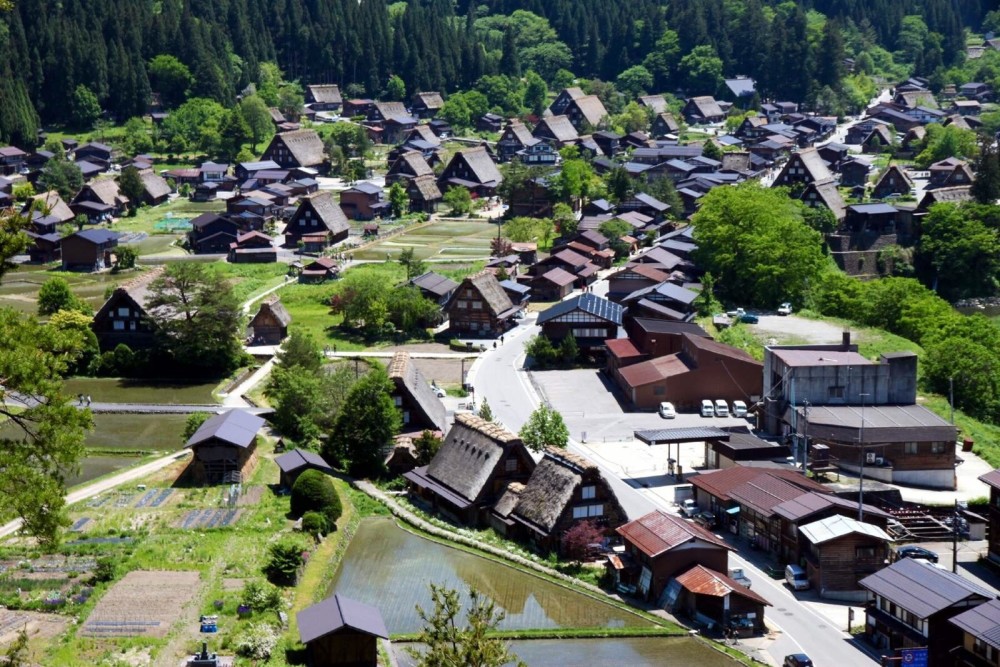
[536,293,624,326]
[773,492,890,522]
[769,348,872,367]
[859,558,994,620]
[950,599,1000,650]
[690,467,827,503]
[796,404,957,443]
[635,427,730,444]
[729,475,810,516]
[617,353,694,387]
[186,410,265,449]
[799,514,891,545]
[298,593,389,644]
[675,565,771,606]
[616,510,732,558]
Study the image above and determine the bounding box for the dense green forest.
[0,0,994,147]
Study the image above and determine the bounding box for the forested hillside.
[0,0,993,147]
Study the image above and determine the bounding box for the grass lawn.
[0,265,136,313]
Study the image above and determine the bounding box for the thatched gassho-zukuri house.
[387,351,448,434]
[495,448,627,553]
[403,412,535,525]
[247,298,291,345]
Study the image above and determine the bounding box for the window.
[828,386,845,399]
[572,328,606,339]
[931,442,946,454]
[117,307,129,317]
[113,320,125,331]
[904,442,918,455]
[856,546,876,559]
[572,504,604,519]
[456,300,467,309]
[472,301,482,310]
[505,458,518,472]
[581,485,596,500]
[653,386,665,396]
[394,396,402,406]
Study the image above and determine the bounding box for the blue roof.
[499,279,530,295]
[849,203,897,215]
[537,292,624,326]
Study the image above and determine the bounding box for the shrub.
[263,539,306,586]
[234,621,279,660]
[93,557,117,583]
[561,520,606,561]
[301,510,329,537]
[241,579,283,613]
[290,469,342,526]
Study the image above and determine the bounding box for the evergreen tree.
[219,108,252,162]
[325,367,401,478]
[971,138,1000,205]
[117,166,145,214]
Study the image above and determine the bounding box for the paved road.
[471,306,878,667]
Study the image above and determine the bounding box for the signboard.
[900,648,928,667]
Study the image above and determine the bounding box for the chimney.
[842,331,851,350]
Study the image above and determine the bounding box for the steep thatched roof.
[568,95,608,128]
[295,191,349,235]
[140,171,172,201]
[26,190,74,222]
[253,298,292,327]
[387,351,447,433]
[424,413,524,503]
[85,179,127,207]
[509,448,598,535]
[492,482,524,519]
[307,84,342,105]
[534,115,579,144]
[389,151,434,179]
[459,270,514,317]
[271,129,325,168]
[444,146,502,187]
[410,174,442,201]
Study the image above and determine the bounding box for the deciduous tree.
[409,584,525,667]
[38,277,86,316]
[519,405,569,452]
[325,367,400,477]
[38,159,84,202]
[398,246,427,279]
[117,166,145,214]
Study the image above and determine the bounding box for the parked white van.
[714,399,729,418]
[732,400,748,418]
[785,564,810,590]
[701,399,715,417]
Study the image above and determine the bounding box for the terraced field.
[353,220,497,261]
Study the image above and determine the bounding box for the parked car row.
[700,399,748,418]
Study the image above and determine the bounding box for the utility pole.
[953,498,959,573]
[949,376,955,425]
[858,393,870,522]
[801,400,810,475]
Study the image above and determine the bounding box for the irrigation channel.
[329,518,734,666]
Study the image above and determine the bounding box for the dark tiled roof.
[298,593,388,644]
[979,469,1000,490]
[635,427,731,444]
[410,271,459,297]
[629,318,709,338]
[274,448,332,475]
[185,410,265,449]
[72,229,120,245]
[859,558,994,619]
[537,293,623,326]
[690,466,827,503]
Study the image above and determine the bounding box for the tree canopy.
[518,405,569,452]
[692,182,827,307]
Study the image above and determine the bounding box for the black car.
[896,545,939,563]
[784,654,813,667]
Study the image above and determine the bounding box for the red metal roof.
[690,466,826,503]
[605,338,643,359]
[616,510,733,558]
[676,565,771,606]
[617,353,693,388]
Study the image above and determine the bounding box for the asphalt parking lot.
[531,367,753,443]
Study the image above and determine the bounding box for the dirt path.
[752,314,848,345]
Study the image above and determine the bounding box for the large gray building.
[762,332,957,489]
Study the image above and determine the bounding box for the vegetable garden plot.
[70,517,91,532]
[81,571,199,639]
[133,488,173,508]
[178,509,242,530]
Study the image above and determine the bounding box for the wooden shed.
[297,593,389,667]
[184,411,264,485]
[247,299,291,345]
[275,448,333,489]
[673,565,771,635]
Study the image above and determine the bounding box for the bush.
[290,469,342,526]
[234,621,279,660]
[93,557,117,583]
[240,579,283,613]
[263,539,306,586]
[301,510,329,537]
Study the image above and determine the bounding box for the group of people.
[77,394,92,406]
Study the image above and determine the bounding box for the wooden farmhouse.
[980,470,1000,566]
[91,287,156,352]
[445,270,519,337]
[612,509,734,602]
[60,229,119,271]
[261,129,327,171]
[797,514,892,602]
[297,593,388,667]
[284,191,350,251]
[536,293,623,355]
[404,413,535,526]
[492,448,626,554]
[247,299,291,345]
[184,410,265,485]
[387,351,448,435]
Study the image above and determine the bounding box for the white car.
[732,400,748,418]
[701,399,715,418]
[658,402,676,419]
[714,399,730,418]
[430,385,446,398]
[777,302,793,316]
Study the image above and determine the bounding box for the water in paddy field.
[327,517,654,634]
[396,637,736,667]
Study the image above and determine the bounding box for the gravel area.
[751,314,849,345]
